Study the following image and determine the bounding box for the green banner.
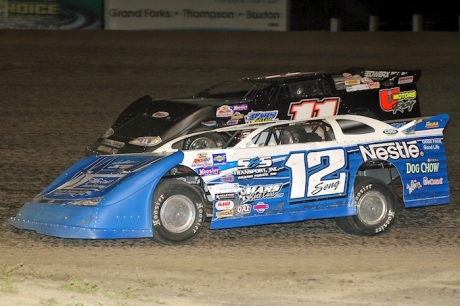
[0,0,102,29]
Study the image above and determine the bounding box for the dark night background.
[289,1,459,31]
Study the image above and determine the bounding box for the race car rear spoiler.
[385,113,449,132]
[342,67,422,84]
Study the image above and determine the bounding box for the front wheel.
[335,176,396,236]
[152,180,206,245]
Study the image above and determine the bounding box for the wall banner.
[0,0,102,29]
[105,0,288,31]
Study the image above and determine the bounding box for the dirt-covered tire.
[335,176,396,236]
[152,180,206,245]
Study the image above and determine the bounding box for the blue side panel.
[208,146,363,230]
[358,115,451,209]
[396,135,450,208]
[210,202,356,230]
[9,152,185,239]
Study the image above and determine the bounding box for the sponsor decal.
[346,84,369,92]
[235,156,279,179]
[225,120,238,125]
[220,174,235,183]
[345,79,360,86]
[421,138,442,145]
[152,111,169,118]
[238,156,272,169]
[226,119,239,126]
[231,104,248,112]
[398,76,414,84]
[406,179,422,195]
[212,153,227,165]
[360,77,374,84]
[368,82,380,89]
[216,210,234,219]
[406,162,440,174]
[383,129,398,135]
[215,200,234,211]
[236,204,252,214]
[239,184,283,202]
[390,121,408,129]
[379,88,417,114]
[52,189,93,197]
[310,179,345,197]
[425,121,439,129]
[245,110,278,123]
[101,139,125,148]
[74,177,115,189]
[231,112,244,120]
[423,177,443,186]
[59,175,121,192]
[253,202,269,213]
[364,70,391,79]
[192,153,212,168]
[197,167,220,176]
[216,105,233,117]
[359,140,422,161]
[288,98,340,119]
[423,144,440,150]
[215,193,235,200]
[97,145,118,154]
[217,105,247,119]
[233,167,279,180]
[106,159,140,170]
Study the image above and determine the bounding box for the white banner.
[105,0,288,31]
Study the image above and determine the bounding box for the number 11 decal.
[284,149,347,200]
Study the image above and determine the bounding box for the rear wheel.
[152,180,205,245]
[183,126,226,150]
[335,176,396,236]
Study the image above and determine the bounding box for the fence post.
[412,14,423,32]
[369,15,379,32]
[330,18,342,32]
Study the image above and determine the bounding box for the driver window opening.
[251,121,335,146]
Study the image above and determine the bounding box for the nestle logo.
[359,140,421,161]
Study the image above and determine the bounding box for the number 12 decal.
[284,149,347,199]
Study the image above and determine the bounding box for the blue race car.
[10,114,450,245]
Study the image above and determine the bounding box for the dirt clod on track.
[0,30,459,305]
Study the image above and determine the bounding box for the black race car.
[86,68,422,155]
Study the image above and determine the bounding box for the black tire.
[335,176,396,236]
[152,180,206,245]
[183,130,226,150]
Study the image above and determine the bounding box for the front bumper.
[9,202,153,239]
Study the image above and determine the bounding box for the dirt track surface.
[1,30,459,305]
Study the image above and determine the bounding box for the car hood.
[110,95,240,139]
[35,152,183,202]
